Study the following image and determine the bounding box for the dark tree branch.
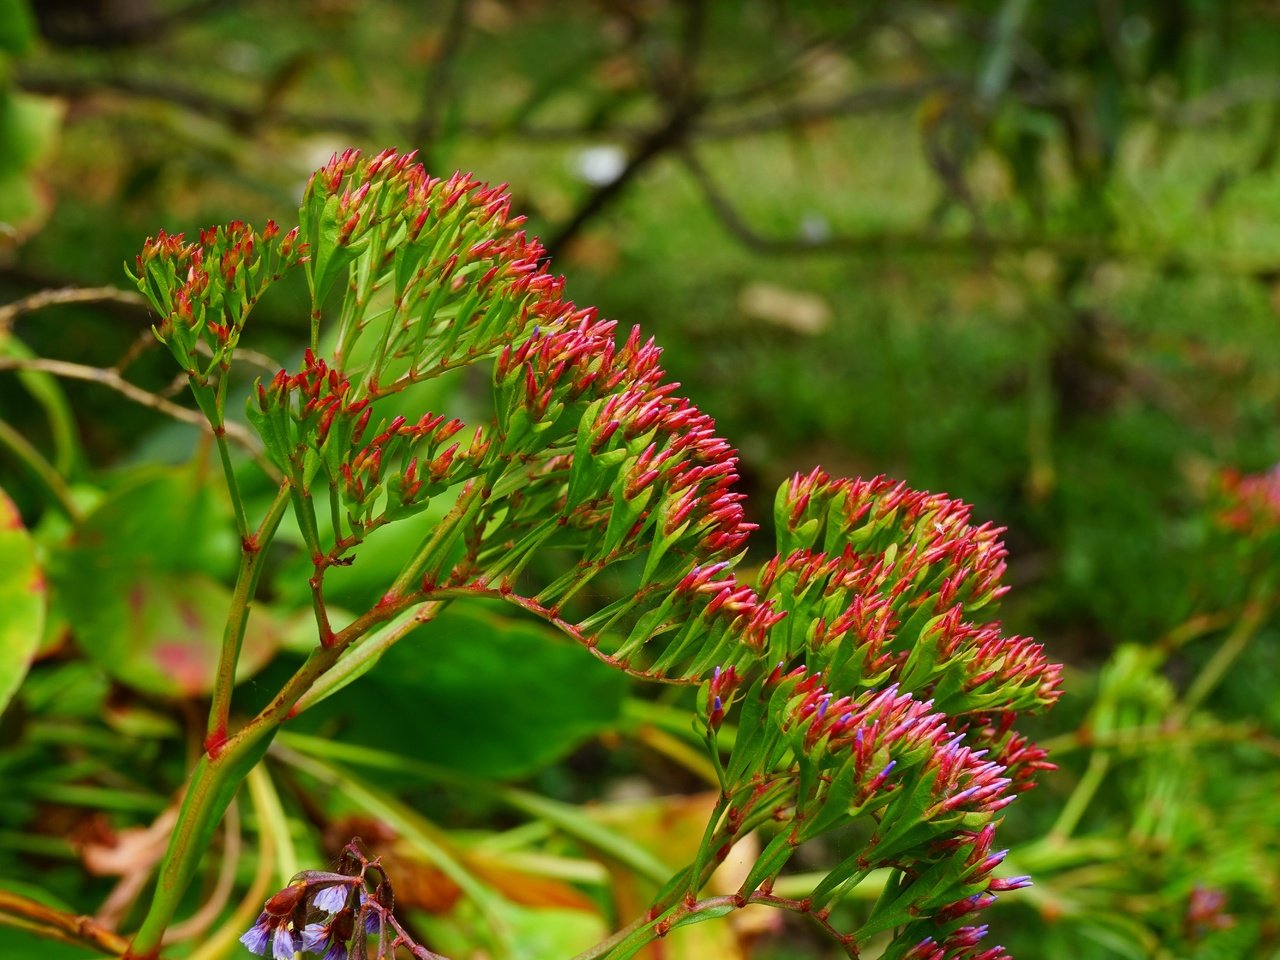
[410,0,471,168]
[706,1,889,108]
[16,68,951,145]
[35,0,246,49]
[677,146,1280,279]
[544,0,708,259]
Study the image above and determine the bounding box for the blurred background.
[1,1,1279,958]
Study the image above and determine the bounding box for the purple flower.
[300,922,348,960]
[312,882,350,914]
[271,925,298,960]
[239,913,272,956]
[300,924,330,953]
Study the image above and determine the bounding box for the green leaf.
[71,571,277,697]
[300,605,627,779]
[498,902,607,960]
[0,488,44,715]
[0,90,62,237]
[48,466,277,695]
[0,0,35,55]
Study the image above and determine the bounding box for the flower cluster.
[241,842,445,960]
[676,468,1061,956]
[132,220,302,378]
[777,469,1010,615]
[136,150,1064,959]
[239,873,364,960]
[444,292,768,680]
[1217,464,1280,534]
[299,149,564,392]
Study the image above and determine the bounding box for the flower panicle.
[133,220,303,377]
[755,668,1017,823]
[298,149,566,385]
[776,469,1009,615]
[753,542,1061,719]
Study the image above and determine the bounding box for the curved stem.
[386,480,484,599]
[1177,580,1275,720]
[162,798,240,945]
[1048,750,1110,843]
[127,592,426,956]
[293,600,444,712]
[0,417,80,521]
[125,731,273,958]
[213,427,249,537]
[0,891,130,956]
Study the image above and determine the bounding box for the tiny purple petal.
[312,882,350,914]
[239,916,271,957]
[321,942,347,960]
[272,926,297,960]
[300,923,329,952]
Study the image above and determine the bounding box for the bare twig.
[0,286,146,336]
[705,4,889,107]
[0,355,261,454]
[0,890,130,957]
[697,77,959,137]
[0,417,80,521]
[545,104,699,259]
[546,0,707,258]
[38,0,244,48]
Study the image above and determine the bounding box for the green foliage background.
[1,2,1278,958]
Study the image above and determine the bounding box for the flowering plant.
[11,149,1063,960]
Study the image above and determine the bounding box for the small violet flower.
[272,926,298,960]
[300,924,330,953]
[312,882,351,914]
[301,922,348,960]
[239,913,272,956]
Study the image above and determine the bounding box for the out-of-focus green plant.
[0,149,1061,960]
[0,0,59,243]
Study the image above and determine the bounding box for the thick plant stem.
[127,591,425,956]
[126,728,273,959]
[205,481,293,752]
